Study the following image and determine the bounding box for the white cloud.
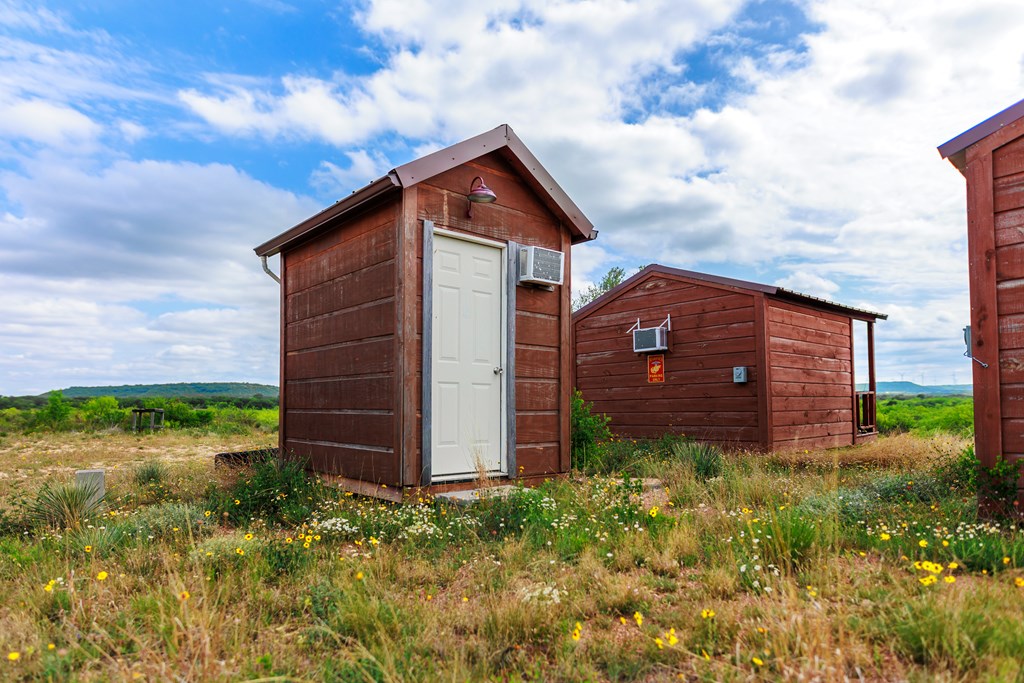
[0,97,100,145]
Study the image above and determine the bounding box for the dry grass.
[1,431,1022,682]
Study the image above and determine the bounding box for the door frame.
[421,221,516,484]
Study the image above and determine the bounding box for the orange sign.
[647,354,665,383]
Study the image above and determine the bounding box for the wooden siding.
[282,202,401,485]
[993,136,1024,469]
[573,274,762,448]
[766,300,854,450]
[408,150,568,477]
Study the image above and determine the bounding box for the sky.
[1,0,1023,396]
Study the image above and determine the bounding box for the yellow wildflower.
[752,656,764,666]
[918,540,928,548]
[96,571,108,581]
[244,533,254,541]
[1014,577,1024,588]
[919,575,937,586]
[701,609,715,619]
[84,545,92,553]
[944,576,956,584]
[7,652,19,661]
[633,611,643,627]
[179,590,190,600]
[1003,557,1011,565]
[654,637,664,649]
[648,506,659,518]
[355,571,364,581]
[880,533,891,541]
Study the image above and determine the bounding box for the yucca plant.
[134,459,167,487]
[27,481,104,530]
[671,440,724,481]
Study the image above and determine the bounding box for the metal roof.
[937,97,1024,174]
[573,264,887,322]
[255,124,596,257]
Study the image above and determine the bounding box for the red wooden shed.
[939,97,1024,499]
[572,265,886,451]
[254,125,596,499]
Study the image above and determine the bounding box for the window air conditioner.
[518,245,564,286]
[633,327,669,353]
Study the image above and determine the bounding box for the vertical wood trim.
[967,153,1003,467]
[753,293,772,450]
[420,220,434,486]
[506,241,518,477]
[848,316,856,444]
[559,228,572,472]
[867,321,876,394]
[279,253,287,458]
[399,188,419,486]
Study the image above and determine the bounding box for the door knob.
[493,367,503,375]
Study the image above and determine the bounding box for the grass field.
[1,430,1023,681]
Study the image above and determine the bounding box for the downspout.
[261,255,281,284]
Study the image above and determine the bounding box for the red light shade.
[468,176,497,203]
[467,176,497,218]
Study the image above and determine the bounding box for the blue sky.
[1,0,1023,395]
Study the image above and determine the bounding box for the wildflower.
[96,571,108,581]
[303,542,310,549]
[47,644,55,650]
[235,548,244,556]
[179,590,190,600]
[244,533,254,541]
[234,499,240,505]
[702,649,710,661]
[919,575,937,586]
[462,596,469,602]
[619,616,627,625]
[918,540,928,548]
[1014,577,1024,588]
[286,537,293,544]
[701,608,715,619]
[633,611,643,627]
[752,656,764,666]
[654,637,664,649]
[571,622,582,641]
[84,545,92,553]
[880,533,891,541]
[942,540,950,547]
[369,537,379,546]
[948,562,959,570]
[944,576,956,584]
[666,628,678,646]
[7,652,19,661]
[355,571,364,581]
[204,510,211,517]
[1003,557,1011,565]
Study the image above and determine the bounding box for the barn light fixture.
[467,176,497,217]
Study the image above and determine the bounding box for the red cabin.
[572,265,886,451]
[940,97,1024,500]
[255,125,596,498]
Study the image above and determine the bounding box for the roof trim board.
[572,264,887,322]
[938,97,1024,174]
[255,124,595,257]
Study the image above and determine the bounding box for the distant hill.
[856,381,972,396]
[52,382,279,399]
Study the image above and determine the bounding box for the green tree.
[37,391,73,430]
[82,396,126,430]
[572,266,631,311]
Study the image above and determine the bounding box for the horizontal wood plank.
[516,444,560,475]
[286,338,394,379]
[286,224,396,295]
[286,299,395,352]
[286,260,395,323]
[994,170,1024,213]
[285,376,394,411]
[516,412,559,444]
[284,439,399,485]
[286,411,394,449]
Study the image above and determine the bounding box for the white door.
[432,232,505,479]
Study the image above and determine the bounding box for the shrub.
[81,396,127,430]
[934,444,979,493]
[35,391,73,431]
[212,451,324,527]
[570,390,611,455]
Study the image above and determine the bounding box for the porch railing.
[855,391,877,434]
